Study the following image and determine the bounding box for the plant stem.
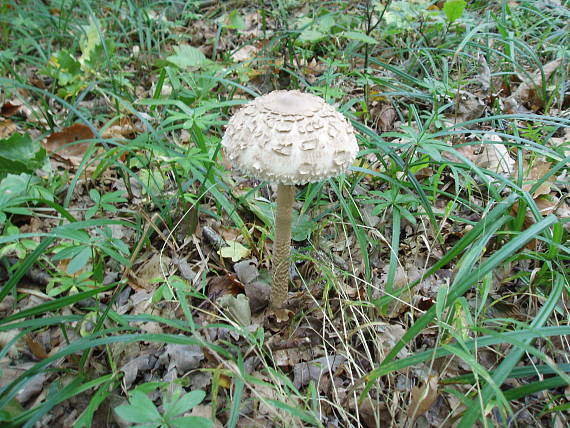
[271,183,295,309]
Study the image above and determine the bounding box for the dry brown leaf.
[44,123,95,165]
[0,296,15,318]
[376,323,408,358]
[17,372,48,404]
[303,57,327,77]
[535,195,558,216]
[0,119,17,139]
[128,254,171,292]
[165,342,204,375]
[0,330,21,357]
[450,91,486,124]
[120,353,157,388]
[477,134,515,175]
[511,58,563,111]
[231,44,259,62]
[190,405,223,428]
[101,117,144,140]
[408,375,439,421]
[207,274,244,300]
[24,334,49,360]
[555,201,570,219]
[373,104,397,132]
[250,372,297,424]
[56,258,86,277]
[349,396,390,428]
[446,135,515,177]
[233,258,259,285]
[292,354,346,389]
[234,258,270,312]
[242,11,263,37]
[444,141,479,165]
[516,159,553,197]
[1,101,22,117]
[378,265,419,318]
[477,52,491,92]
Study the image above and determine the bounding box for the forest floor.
[0,0,569,427]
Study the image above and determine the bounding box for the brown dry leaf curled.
[44,123,95,166]
[1,101,22,117]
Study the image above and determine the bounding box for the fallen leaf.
[219,240,250,262]
[1,101,22,117]
[516,159,553,197]
[172,256,197,282]
[0,330,21,357]
[207,274,243,300]
[166,342,204,375]
[376,323,408,358]
[373,104,397,132]
[129,254,171,292]
[408,375,439,421]
[217,293,252,326]
[190,404,223,428]
[535,195,558,216]
[293,354,346,389]
[44,123,95,165]
[446,134,514,176]
[101,117,144,140]
[202,225,226,249]
[251,372,297,424]
[477,134,514,175]
[450,90,486,124]
[512,58,563,110]
[555,201,570,229]
[245,279,270,313]
[0,295,15,318]
[120,353,157,388]
[0,119,17,139]
[348,396,390,428]
[231,44,259,62]
[233,258,259,284]
[24,334,49,360]
[477,52,491,92]
[16,373,47,404]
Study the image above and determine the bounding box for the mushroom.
[222,90,358,309]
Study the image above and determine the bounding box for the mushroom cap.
[222,90,358,185]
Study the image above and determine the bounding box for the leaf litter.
[1,1,569,427]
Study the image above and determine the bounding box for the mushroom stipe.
[222,90,358,309]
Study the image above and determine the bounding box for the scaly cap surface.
[222,90,358,185]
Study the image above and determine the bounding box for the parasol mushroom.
[222,90,358,309]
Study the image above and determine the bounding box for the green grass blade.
[363,214,558,398]
[458,270,565,426]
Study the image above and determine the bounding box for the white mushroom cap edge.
[222,90,359,185]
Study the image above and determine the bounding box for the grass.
[0,0,569,426]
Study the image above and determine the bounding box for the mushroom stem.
[271,183,295,309]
